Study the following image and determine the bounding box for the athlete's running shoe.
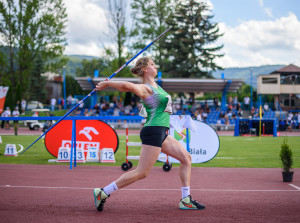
[93,188,110,211]
[179,195,206,210]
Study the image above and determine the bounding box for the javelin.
[20,27,172,155]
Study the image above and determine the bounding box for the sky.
[64,0,300,68]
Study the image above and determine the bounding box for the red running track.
[0,164,299,222]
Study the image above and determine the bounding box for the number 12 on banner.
[100,148,115,163]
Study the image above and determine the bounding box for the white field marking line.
[0,185,299,192]
[289,184,300,191]
[17,144,24,153]
[215,157,300,159]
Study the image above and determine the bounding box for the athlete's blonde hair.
[130,57,151,80]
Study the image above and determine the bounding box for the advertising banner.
[0,86,9,114]
[45,120,119,158]
[158,117,220,163]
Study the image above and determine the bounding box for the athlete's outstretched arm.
[95,81,151,99]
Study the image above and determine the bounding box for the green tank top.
[141,84,172,127]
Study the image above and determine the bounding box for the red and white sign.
[0,86,9,114]
[44,120,119,158]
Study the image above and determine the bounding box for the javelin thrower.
[93,57,206,211]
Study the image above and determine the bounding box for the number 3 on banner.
[100,148,115,163]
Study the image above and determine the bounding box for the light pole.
[63,66,66,110]
[250,68,253,109]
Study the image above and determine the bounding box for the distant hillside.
[63,55,286,87]
[212,65,285,88]
[67,55,100,61]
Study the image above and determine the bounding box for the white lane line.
[289,184,300,191]
[0,185,299,192]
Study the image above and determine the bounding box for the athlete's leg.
[115,144,161,189]
[161,135,191,187]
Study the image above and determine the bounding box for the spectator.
[75,108,81,116]
[232,111,236,118]
[204,103,210,114]
[2,107,11,130]
[61,97,65,109]
[33,111,38,117]
[227,110,232,118]
[213,96,219,109]
[1,109,6,128]
[58,97,62,110]
[101,100,109,111]
[287,113,293,122]
[51,97,56,111]
[243,96,250,110]
[12,106,20,135]
[67,94,73,108]
[21,99,26,115]
[263,103,269,111]
[220,110,226,118]
[253,108,259,118]
[84,108,90,116]
[236,102,241,111]
[188,94,194,106]
[195,108,203,121]
[228,96,233,106]
[250,106,255,117]
[79,100,85,111]
[113,107,120,116]
[237,108,243,117]
[124,104,132,115]
[202,111,208,121]
[233,96,238,106]
[279,120,287,131]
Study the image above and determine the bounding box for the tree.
[65,75,85,96]
[130,0,173,69]
[0,0,67,104]
[163,0,223,78]
[28,54,48,102]
[106,0,129,68]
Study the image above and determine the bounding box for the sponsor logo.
[182,202,193,208]
[79,127,99,141]
[189,148,207,155]
[61,140,100,152]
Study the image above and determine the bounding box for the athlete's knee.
[181,152,192,165]
[136,170,150,180]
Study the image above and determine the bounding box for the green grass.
[0,135,299,168]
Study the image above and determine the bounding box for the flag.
[0,86,9,114]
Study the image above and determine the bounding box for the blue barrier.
[234,118,277,137]
[0,116,144,121]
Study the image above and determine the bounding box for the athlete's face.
[144,60,157,77]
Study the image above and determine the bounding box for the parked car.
[27,101,44,110]
[24,109,53,131]
[28,121,44,131]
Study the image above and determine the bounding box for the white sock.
[103,182,119,195]
[181,186,190,199]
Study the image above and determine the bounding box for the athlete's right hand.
[95,80,109,91]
